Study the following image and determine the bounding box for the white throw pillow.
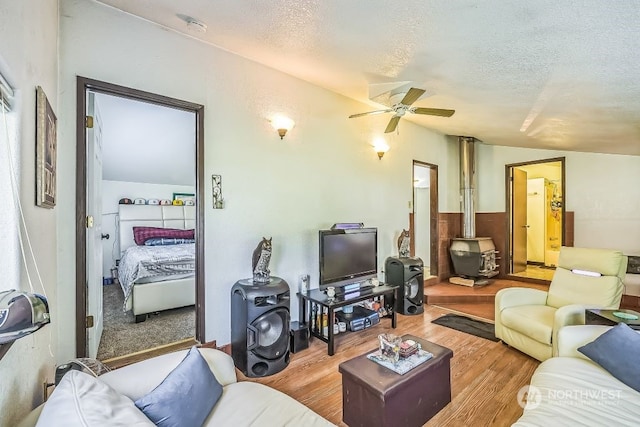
[36,370,154,427]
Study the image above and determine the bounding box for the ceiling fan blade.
[348,109,393,118]
[400,88,426,106]
[384,116,401,133]
[412,107,456,117]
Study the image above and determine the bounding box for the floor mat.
[431,313,499,342]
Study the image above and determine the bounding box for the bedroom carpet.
[97,283,195,360]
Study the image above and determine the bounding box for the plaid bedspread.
[118,243,195,312]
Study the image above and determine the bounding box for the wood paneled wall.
[437,213,461,281]
[564,211,574,247]
[438,211,575,281]
[476,213,508,277]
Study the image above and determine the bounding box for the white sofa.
[21,348,334,427]
[513,325,640,426]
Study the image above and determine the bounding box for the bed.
[117,204,196,322]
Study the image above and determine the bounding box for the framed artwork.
[212,174,224,209]
[36,86,57,208]
[173,192,195,205]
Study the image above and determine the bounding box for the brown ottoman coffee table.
[338,334,453,427]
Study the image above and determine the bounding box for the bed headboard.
[118,205,196,256]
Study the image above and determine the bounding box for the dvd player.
[336,306,380,331]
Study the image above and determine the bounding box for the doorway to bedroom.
[75,77,205,364]
[411,161,438,281]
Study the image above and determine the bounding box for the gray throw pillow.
[578,323,640,392]
[135,347,223,427]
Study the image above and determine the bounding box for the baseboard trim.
[102,338,197,369]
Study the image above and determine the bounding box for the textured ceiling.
[96,0,640,156]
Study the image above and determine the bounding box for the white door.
[412,164,431,273]
[86,92,104,359]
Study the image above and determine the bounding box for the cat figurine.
[252,237,272,283]
[397,229,410,258]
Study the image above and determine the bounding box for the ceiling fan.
[349,87,455,133]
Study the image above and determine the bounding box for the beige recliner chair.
[495,247,627,362]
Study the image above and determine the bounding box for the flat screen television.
[319,228,378,289]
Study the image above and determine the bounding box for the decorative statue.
[252,237,272,283]
[397,229,410,258]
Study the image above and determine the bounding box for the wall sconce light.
[270,115,295,139]
[373,138,389,160]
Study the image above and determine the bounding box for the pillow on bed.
[144,237,196,246]
[133,227,195,245]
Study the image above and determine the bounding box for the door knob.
[101,233,110,240]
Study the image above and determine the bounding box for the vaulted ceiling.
[96,0,640,156]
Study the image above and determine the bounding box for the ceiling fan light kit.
[349,87,455,133]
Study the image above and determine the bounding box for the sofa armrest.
[495,288,548,312]
[100,348,237,401]
[557,324,640,360]
[494,288,549,340]
[556,325,612,359]
[551,304,589,356]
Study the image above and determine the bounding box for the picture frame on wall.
[35,86,57,208]
[173,192,195,206]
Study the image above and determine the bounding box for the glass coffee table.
[585,308,640,330]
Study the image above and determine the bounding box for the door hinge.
[86,315,94,328]
[86,115,94,129]
[86,215,94,228]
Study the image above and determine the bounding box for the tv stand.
[298,284,399,356]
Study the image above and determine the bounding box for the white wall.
[57,0,455,350]
[476,144,640,255]
[100,180,196,277]
[0,1,59,425]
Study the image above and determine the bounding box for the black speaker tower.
[385,256,424,315]
[231,277,291,377]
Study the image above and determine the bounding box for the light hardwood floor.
[239,305,539,426]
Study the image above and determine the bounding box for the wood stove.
[450,237,498,283]
[449,137,499,285]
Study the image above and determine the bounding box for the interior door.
[86,92,104,358]
[414,186,430,267]
[512,168,528,273]
[411,161,438,278]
